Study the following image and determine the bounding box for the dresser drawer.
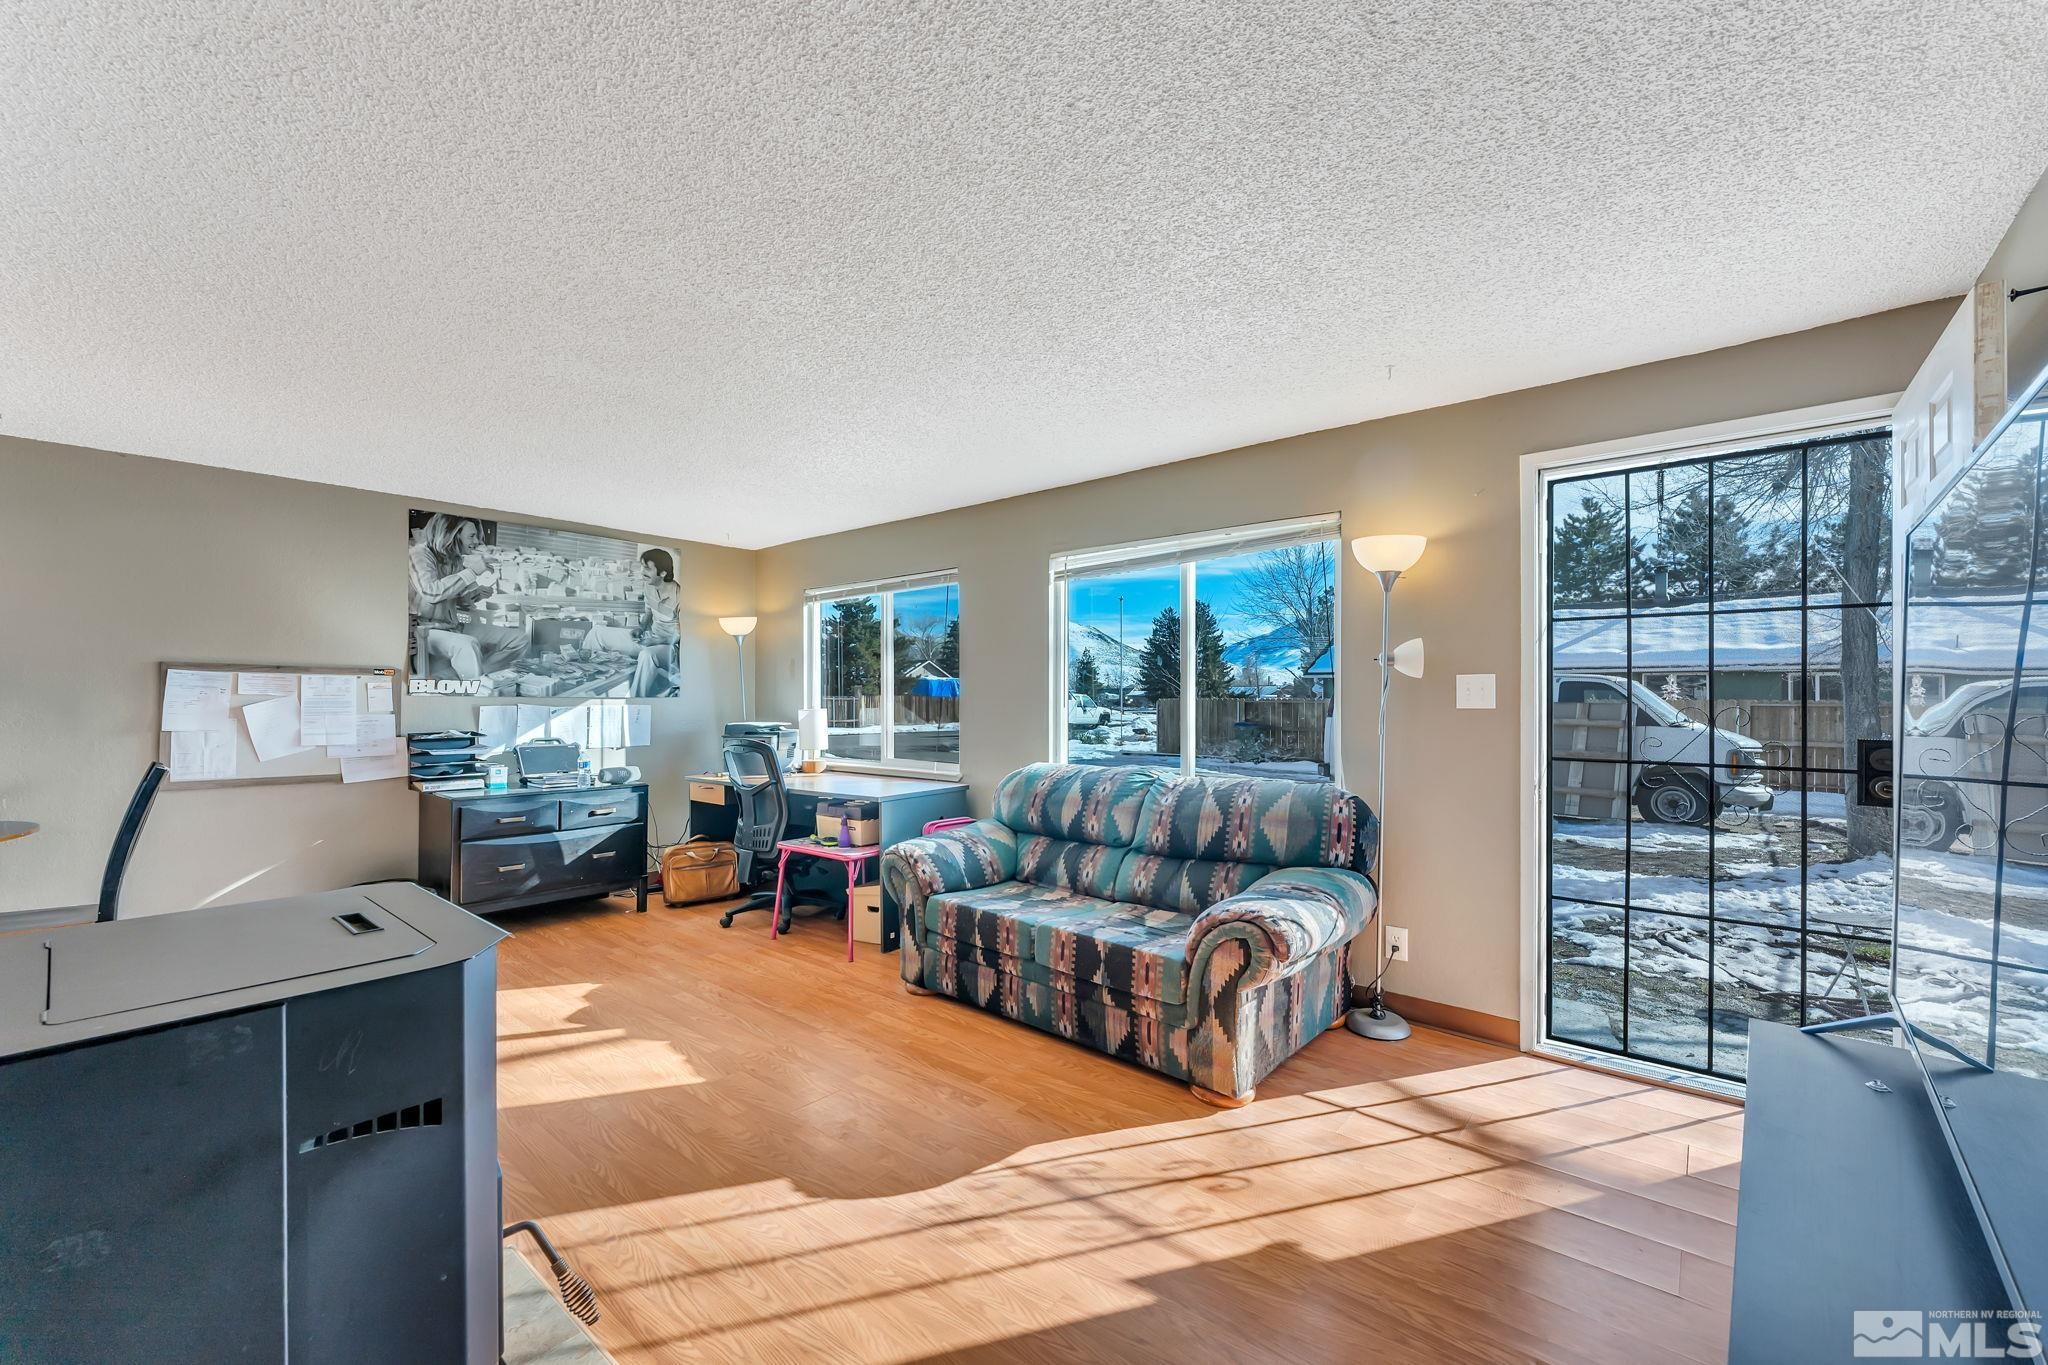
[458,824,642,904]
[455,795,559,841]
[559,790,643,831]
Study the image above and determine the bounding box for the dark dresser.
[418,782,649,915]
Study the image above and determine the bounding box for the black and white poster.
[406,511,681,698]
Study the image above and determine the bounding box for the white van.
[1554,673,1774,824]
[1897,678,2048,849]
[1068,694,1111,730]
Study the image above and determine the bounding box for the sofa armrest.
[879,819,1019,942]
[1187,866,1377,993]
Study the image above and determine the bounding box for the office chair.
[716,738,831,932]
[98,762,168,922]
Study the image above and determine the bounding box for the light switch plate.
[1456,674,1496,709]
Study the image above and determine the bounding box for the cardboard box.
[818,799,881,848]
[851,883,883,945]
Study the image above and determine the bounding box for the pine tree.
[1138,608,1182,700]
[1194,601,1231,698]
[821,596,881,695]
[1071,648,1104,697]
[1551,500,1628,609]
[1137,602,1231,699]
[935,617,960,676]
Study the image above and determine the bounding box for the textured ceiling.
[4,3,2048,548]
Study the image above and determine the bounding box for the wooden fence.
[821,694,958,727]
[1153,698,1332,762]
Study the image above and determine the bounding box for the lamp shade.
[1350,534,1427,574]
[797,707,829,752]
[717,615,758,638]
[1391,637,1425,678]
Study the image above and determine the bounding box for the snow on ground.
[1549,788,2048,1077]
[1067,709,1328,780]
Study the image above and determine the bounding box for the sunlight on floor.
[497,982,707,1108]
[514,1054,1740,1362]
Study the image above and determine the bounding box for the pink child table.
[770,837,880,962]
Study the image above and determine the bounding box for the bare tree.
[1238,544,1336,672]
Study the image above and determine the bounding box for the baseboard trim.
[1381,992,1519,1047]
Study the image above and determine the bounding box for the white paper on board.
[169,729,237,781]
[242,693,312,763]
[236,672,300,698]
[162,669,234,732]
[597,700,626,750]
[327,712,398,759]
[366,675,395,714]
[515,705,549,744]
[624,703,652,748]
[547,706,590,747]
[339,750,406,783]
[479,706,519,753]
[299,674,359,746]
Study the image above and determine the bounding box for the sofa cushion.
[1113,853,1272,914]
[928,935,1192,1027]
[927,881,1194,1006]
[1015,833,1128,900]
[1136,773,1376,874]
[992,763,1163,846]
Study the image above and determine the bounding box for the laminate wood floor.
[495,894,1743,1365]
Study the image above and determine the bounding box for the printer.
[723,721,799,772]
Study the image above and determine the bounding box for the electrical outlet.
[1387,926,1409,962]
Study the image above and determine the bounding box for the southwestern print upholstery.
[880,764,1378,1100]
[991,764,1162,844]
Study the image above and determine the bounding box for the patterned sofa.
[879,763,1379,1106]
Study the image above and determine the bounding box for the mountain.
[1066,621,1137,688]
[1066,620,1321,686]
[1224,626,1317,677]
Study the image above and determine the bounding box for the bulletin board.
[155,662,402,790]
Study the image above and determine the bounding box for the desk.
[686,771,968,951]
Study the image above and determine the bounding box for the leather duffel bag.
[660,837,741,905]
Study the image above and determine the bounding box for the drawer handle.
[496,863,526,873]
[591,851,617,860]
[586,807,616,816]
[495,816,528,825]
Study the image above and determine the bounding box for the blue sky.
[892,583,958,632]
[1067,547,1332,652]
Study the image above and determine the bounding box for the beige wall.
[0,436,755,917]
[754,301,1956,1022]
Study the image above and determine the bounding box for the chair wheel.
[718,912,735,928]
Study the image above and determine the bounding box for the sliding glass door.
[1542,428,1896,1083]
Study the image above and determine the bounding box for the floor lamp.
[1346,534,1426,1042]
[718,616,757,720]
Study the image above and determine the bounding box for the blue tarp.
[911,677,960,698]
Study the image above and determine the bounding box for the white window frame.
[1518,394,1899,1094]
[803,568,961,778]
[1048,514,1343,780]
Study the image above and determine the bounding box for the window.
[1541,427,1895,1086]
[806,572,960,773]
[1052,516,1339,780]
